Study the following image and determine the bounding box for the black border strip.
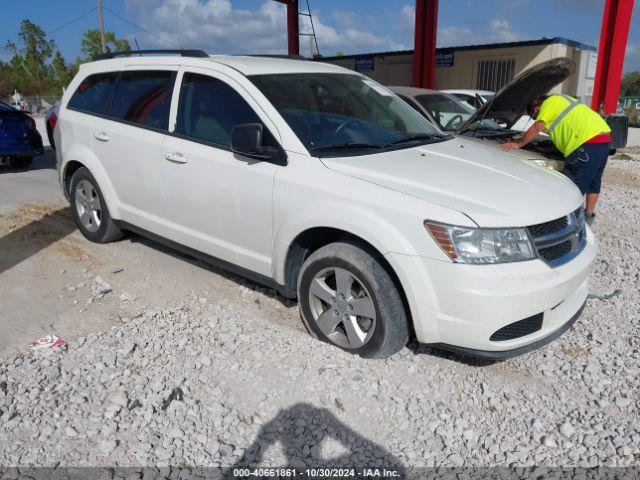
[116,221,292,299]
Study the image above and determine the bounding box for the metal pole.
[412,0,438,88]
[591,0,635,114]
[97,0,106,54]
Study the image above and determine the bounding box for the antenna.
[134,38,142,56]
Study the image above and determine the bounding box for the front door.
[160,69,281,276]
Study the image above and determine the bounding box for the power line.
[46,7,98,36]
[102,6,182,49]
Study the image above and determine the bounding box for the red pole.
[274,0,299,56]
[286,0,300,56]
[591,0,635,114]
[412,0,438,88]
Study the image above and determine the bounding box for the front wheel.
[297,241,409,359]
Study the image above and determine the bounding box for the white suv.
[56,51,596,359]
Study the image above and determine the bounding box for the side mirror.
[231,123,281,163]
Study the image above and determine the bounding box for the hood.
[457,58,576,134]
[320,137,583,228]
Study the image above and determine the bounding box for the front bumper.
[385,226,597,356]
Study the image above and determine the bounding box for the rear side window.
[111,71,174,130]
[176,73,261,147]
[68,73,116,115]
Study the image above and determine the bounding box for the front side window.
[111,70,174,130]
[68,73,116,115]
[176,73,263,147]
[250,73,447,156]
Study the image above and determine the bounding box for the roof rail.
[93,49,208,60]
[246,54,307,61]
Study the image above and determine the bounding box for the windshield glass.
[250,73,447,155]
[416,93,501,132]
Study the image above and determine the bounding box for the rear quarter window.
[111,70,174,130]
[67,73,116,115]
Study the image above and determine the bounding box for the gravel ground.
[0,158,639,472]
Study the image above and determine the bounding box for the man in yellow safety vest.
[502,94,611,225]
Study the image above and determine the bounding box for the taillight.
[24,115,36,130]
[48,111,58,130]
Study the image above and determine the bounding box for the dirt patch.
[619,145,640,155]
[603,165,640,188]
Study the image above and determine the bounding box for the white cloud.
[489,19,522,42]
[125,0,405,57]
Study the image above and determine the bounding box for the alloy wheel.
[308,267,377,349]
[74,179,102,233]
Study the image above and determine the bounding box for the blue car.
[0,100,44,169]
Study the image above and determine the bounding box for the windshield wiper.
[311,142,384,152]
[382,133,451,147]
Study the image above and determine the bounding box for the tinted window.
[176,73,261,147]
[68,73,116,115]
[111,71,174,130]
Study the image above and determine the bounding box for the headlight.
[425,222,536,264]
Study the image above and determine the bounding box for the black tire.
[69,167,122,243]
[297,241,409,359]
[8,157,33,169]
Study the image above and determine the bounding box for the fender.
[272,201,423,286]
[62,144,122,219]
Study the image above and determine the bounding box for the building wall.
[320,42,595,101]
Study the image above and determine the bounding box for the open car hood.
[456,58,576,134]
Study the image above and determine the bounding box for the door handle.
[94,131,110,142]
[165,152,188,164]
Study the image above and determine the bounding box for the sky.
[1,0,639,72]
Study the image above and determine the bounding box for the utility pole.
[97,0,106,54]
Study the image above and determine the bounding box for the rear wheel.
[8,157,33,169]
[297,241,409,359]
[69,167,122,243]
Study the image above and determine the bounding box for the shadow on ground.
[0,206,75,274]
[0,149,56,174]
[225,402,407,473]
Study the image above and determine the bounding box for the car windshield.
[250,73,448,156]
[416,93,502,132]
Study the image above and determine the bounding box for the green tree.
[50,50,73,91]
[80,29,130,60]
[620,71,640,97]
[5,19,55,93]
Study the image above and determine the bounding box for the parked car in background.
[0,100,44,169]
[442,89,494,109]
[56,51,595,359]
[391,86,564,171]
[443,88,535,132]
[45,103,60,150]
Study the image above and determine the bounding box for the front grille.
[490,313,544,341]
[528,216,568,238]
[539,240,573,262]
[527,207,586,267]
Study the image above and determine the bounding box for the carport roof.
[319,37,596,61]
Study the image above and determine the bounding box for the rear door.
[94,68,177,231]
